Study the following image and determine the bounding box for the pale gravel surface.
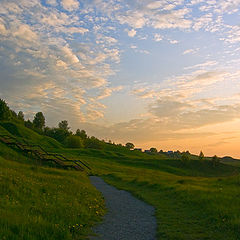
[89,176,157,240]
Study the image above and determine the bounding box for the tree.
[10,110,17,119]
[199,151,204,161]
[58,120,70,131]
[125,142,134,150]
[44,127,70,143]
[0,99,11,121]
[181,152,190,164]
[33,112,45,130]
[150,147,158,153]
[75,129,87,139]
[212,155,220,167]
[18,111,24,121]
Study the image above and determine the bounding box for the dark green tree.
[10,110,17,119]
[58,120,70,131]
[33,112,45,130]
[150,147,158,153]
[18,111,24,121]
[125,142,135,150]
[75,129,87,139]
[0,99,11,120]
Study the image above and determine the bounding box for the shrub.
[85,137,103,149]
[44,127,70,143]
[65,135,84,148]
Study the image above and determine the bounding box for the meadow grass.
[85,154,240,240]
[1,122,240,239]
[0,143,105,240]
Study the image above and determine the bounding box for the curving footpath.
[90,176,157,240]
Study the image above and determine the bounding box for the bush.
[65,135,84,148]
[44,127,70,143]
[85,137,103,149]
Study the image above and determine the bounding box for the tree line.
[0,99,135,150]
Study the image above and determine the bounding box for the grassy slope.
[0,125,105,240]
[1,122,240,239]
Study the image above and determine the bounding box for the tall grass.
[0,149,105,240]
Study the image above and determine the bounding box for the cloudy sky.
[1,0,240,157]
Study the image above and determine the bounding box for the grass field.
[85,153,240,240]
[1,122,240,239]
[0,142,105,240]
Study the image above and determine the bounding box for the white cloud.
[169,39,178,44]
[61,0,79,11]
[152,8,192,29]
[147,1,164,10]
[117,11,147,29]
[61,45,79,64]
[13,24,38,42]
[45,0,57,6]
[62,27,89,34]
[41,12,70,26]
[154,33,163,42]
[0,22,7,35]
[182,48,199,55]
[193,13,213,31]
[215,0,240,14]
[127,29,136,37]
[184,61,217,70]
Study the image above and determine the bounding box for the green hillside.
[0,117,240,239]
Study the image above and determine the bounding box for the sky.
[1,0,240,157]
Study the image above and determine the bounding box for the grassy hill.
[1,121,240,239]
[0,124,105,240]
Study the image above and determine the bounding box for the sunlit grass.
[0,146,105,240]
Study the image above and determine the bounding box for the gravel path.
[89,176,157,240]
